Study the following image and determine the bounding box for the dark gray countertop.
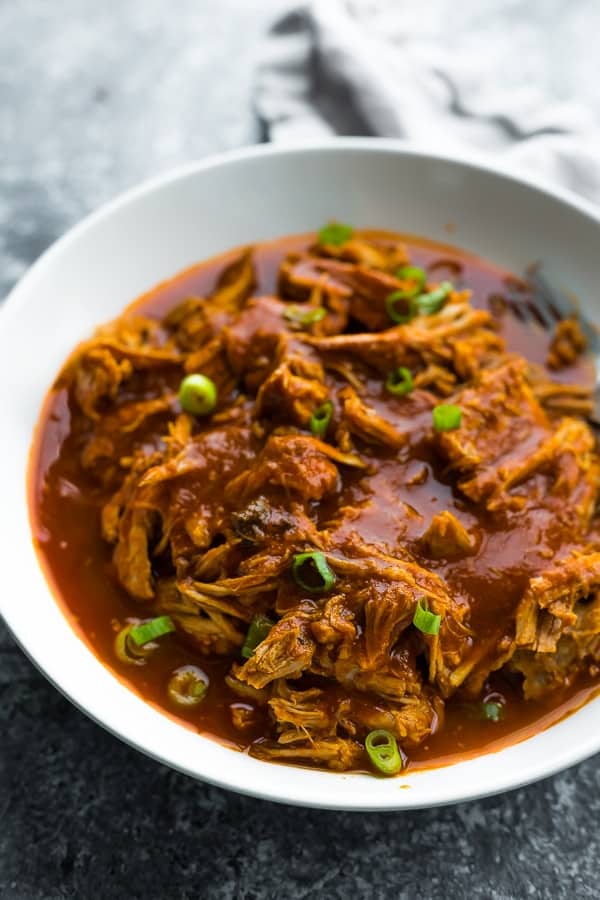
[2,3,599,898]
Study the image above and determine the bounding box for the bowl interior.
[2,141,600,809]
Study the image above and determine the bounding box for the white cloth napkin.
[256,0,600,203]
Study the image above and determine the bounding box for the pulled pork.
[55,230,599,773]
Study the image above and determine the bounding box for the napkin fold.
[256,0,600,203]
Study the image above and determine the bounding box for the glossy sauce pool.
[29,231,599,773]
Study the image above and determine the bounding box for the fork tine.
[527,263,576,323]
[526,263,600,355]
[526,298,556,329]
[505,298,531,324]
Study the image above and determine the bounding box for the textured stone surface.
[3,634,600,900]
[2,2,600,898]
[0,0,288,299]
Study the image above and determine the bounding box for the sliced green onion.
[167,665,209,707]
[413,598,442,635]
[283,305,327,326]
[114,624,154,666]
[482,701,504,722]
[310,401,333,438]
[365,729,403,776]
[292,551,336,594]
[395,265,427,295]
[385,267,426,325]
[432,404,462,432]
[129,615,175,647]
[385,367,414,396]
[416,281,453,315]
[317,222,353,246]
[385,291,418,324]
[179,373,217,416]
[241,614,274,659]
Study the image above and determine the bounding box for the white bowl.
[2,139,600,810]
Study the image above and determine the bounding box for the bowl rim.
[4,137,600,318]
[3,137,600,811]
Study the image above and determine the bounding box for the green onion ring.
[129,615,175,647]
[179,373,218,416]
[385,367,414,396]
[283,305,327,326]
[317,222,353,246]
[432,404,462,432]
[413,598,442,635]
[167,665,209,707]
[292,551,336,594]
[385,291,418,324]
[241,614,275,660]
[416,281,453,315]
[309,401,333,438]
[396,265,427,294]
[114,623,154,666]
[365,729,403,775]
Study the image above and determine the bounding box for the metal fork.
[505,264,600,427]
